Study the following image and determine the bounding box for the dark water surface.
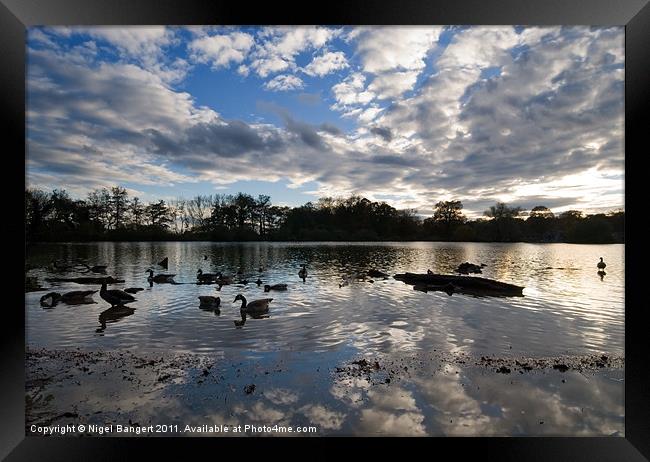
[25,242,624,436]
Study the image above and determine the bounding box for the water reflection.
[96,306,136,334]
[26,348,622,436]
[26,242,624,357]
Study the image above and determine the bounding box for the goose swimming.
[197,269,221,283]
[264,284,287,292]
[199,296,221,311]
[40,292,62,307]
[124,287,144,294]
[60,290,97,304]
[100,282,136,307]
[146,269,176,283]
[298,264,307,279]
[597,257,606,270]
[233,294,272,314]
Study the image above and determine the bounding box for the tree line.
[25,187,624,244]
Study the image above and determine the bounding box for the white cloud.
[264,74,304,92]
[26,26,625,216]
[189,31,255,69]
[249,27,339,78]
[303,51,349,77]
[354,27,441,73]
[437,27,520,70]
[81,26,176,60]
[368,70,420,99]
[331,72,376,109]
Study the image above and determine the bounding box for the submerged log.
[394,272,524,297]
[45,276,125,285]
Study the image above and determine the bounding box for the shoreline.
[26,346,625,437]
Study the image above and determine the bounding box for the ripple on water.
[26,242,624,357]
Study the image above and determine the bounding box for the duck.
[40,292,62,307]
[124,287,144,294]
[146,269,176,283]
[198,296,221,311]
[597,257,606,270]
[298,264,307,279]
[197,269,221,283]
[60,290,97,304]
[264,284,287,292]
[100,282,136,307]
[233,294,272,314]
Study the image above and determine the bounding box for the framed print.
[2,0,649,459]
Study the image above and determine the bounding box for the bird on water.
[597,257,606,270]
[100,282,136,307]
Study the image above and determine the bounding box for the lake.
[25,242,625,436]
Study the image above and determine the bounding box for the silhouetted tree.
[130,197,144,229]
[24,187,624,244]
[109,186,129,229]
[484,202,523,241]
[425,200,466,239]
[144,200,172,229]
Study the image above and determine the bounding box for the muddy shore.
[26,347,624,436]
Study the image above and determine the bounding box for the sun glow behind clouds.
[26,26,624,214]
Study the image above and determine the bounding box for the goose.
[597,257,606,270]
[264,284,287,292]
[298,264,307,279]
[197,269,221,283]
[427,269,434,275]
[198,296,221,310]
[40,292,62,307]
[124,287,144,294]
[146,269,176,283]
[60,290,97,304]
[100,282,136,307]
[216,274,233,285]
[233,294,272,314]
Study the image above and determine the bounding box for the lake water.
[25,242,625,436]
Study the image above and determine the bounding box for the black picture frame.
[3,0,648,459]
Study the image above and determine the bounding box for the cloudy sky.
[26,26,624,217]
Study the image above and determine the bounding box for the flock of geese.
[40,257,309,328]
[38,256,609,327]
